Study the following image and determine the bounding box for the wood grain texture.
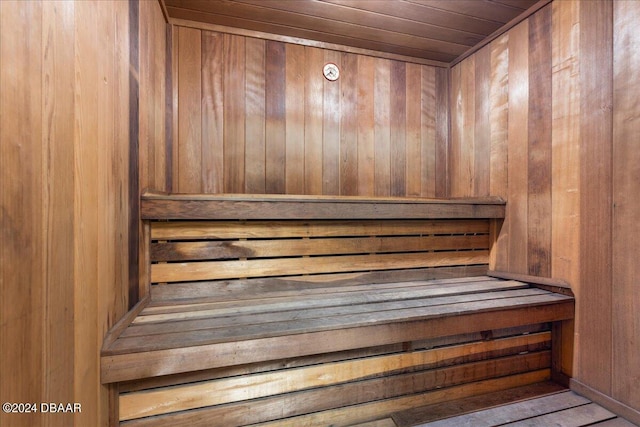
[612,0,640,410]
[392,381,566,427]
[450,0,640,413]
[176,26,202,192]
[120,371,551,427]
[140,193,506,220]
[139,0,168,193]
[0,1,159,426]
[119,336,550,419]
[527,5,552,277]
[241,371,552,427]
[265,40,285,193]
[0,1,138,425]
[173,27,446,197]
[201,31,224,193]
[579,0,613,396]
[550,0,580,380]
[506,19,529,274]
[223,33,246,193]
[245,37,266,193]
[1,3,45,426]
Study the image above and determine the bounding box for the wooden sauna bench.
[101,193,575,426]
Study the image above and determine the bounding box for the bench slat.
[148,267,491,302]
[138,280,530,319]
[151,234,490,261]
[151,250,489,283]
[123,289,549,337]
[116,371,550,427]
[106,293,572,355]
[150,219,490,240]
[119,335,550,420]
[101,300,572,383]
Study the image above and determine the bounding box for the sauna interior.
[1,0,639,426]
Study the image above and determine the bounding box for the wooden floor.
[358,384,638,427]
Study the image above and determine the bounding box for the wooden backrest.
[141,193,506,299]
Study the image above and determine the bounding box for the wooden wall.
[450,0,640,415]
[171,26,449,197]
[0,1,166,426]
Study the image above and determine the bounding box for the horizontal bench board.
[151,234,490,262]
[106,293,573,354]
[150,219,490,240]
[119,370,550,427]
[119,337,550,420]
[141,193,506,220]
[124,289,550,336]
[103,301,571,383]
[118,323,551,393]
[136,280,534,321]
[149,267,490,302]
[151,250,489,283]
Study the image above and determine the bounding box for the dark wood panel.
[390,61,407,196]
[340,52,358,195]
[140,193,506,220]
[526,5,552,277]
[434,67,449,197]
[265,40,286,193]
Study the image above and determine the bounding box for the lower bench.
[101,194,574,426]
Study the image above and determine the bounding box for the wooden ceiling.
[164,0,543,65]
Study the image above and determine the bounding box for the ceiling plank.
[170,17,449,67]
[322,0,504,35]
[235,0,484,47]
[167,7,459,62]
[167,0,470,56]
[407,0,527,23]
[165,0,543,64]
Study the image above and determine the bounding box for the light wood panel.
[612,0,640,410]
[0,1,165,425]
[172,26,448,197]
[579,0,613,397]
[450,0,640,415]
[1,3,45,426]
[550,0,580,378]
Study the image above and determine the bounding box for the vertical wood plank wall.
[171,26,449,197]
[450,0,640,413]
[0,1,166,426]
